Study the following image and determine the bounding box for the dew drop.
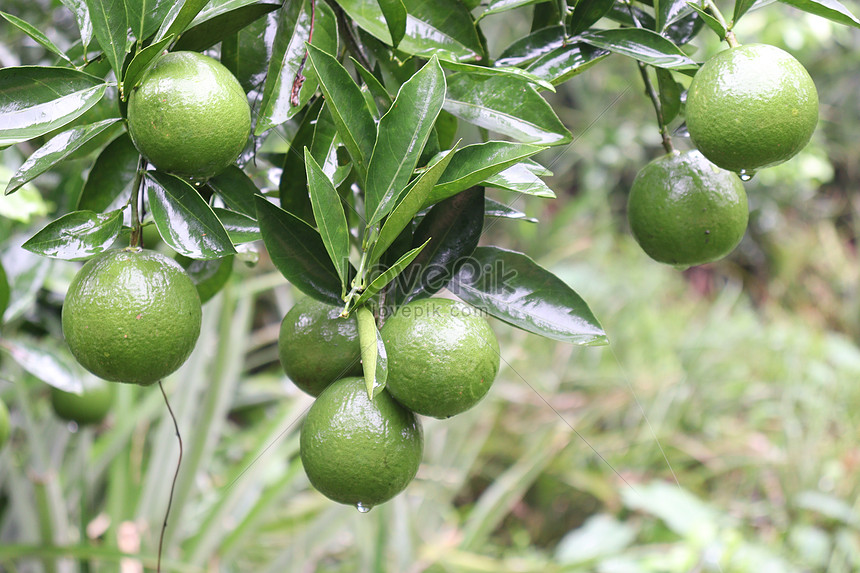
[355,502,372,513]
[738,169,755,182]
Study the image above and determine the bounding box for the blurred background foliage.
[2,0,860,571]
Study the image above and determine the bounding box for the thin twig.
[129,157,147,249]
[637,64,674,154]
[157,381,183,573]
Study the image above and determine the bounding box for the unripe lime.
[627,150,748,267]
[127,51,251,180]
[62,249,202,385]
[300,377,423,508]
[685,43,818,173]
[278,297,362,397]
[50,381,113,426]
[381,298,500,419]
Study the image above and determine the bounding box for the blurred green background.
[2,1,860,571]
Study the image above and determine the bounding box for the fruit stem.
[129,156,147,249]
[702,0,739,46]
[637,63,674,154]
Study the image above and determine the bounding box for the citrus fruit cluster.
[127,51,251,180]
[280,297,500,509]
[62,248,202,386]
[628,42,818,267]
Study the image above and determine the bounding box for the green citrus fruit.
[627,150,749,267]
[278,297,362,396]
[685,43,819,173]
[127,51,251,180]
[50,381,113,426]
[300,377,423,508]
[381,298,500,419]
[62,248,202,385]
[0,399,10,448]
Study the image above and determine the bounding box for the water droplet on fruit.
[355,502,372,513]
[738,169,755,182]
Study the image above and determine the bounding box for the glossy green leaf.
[0,67,107,148]
[178,254,235,304]
[156,0,209,42]
[305,149,351,292]
[481,161,555,197]
[79,133,139,212]
[484,197,537,223]
[356,239,428,309]
[352,58,393,116]
[84,0,129,83]
[335,0,484,62]
[207,165,260,218]
[440,60,555,92]
[479,0,546,19]
[123,36,173,93]
[449,246,607,344]
[371,145,457,263]
[393,186,483,304]
[212,208,261,243]
[0,338,82,394]
[365,56,446,225]
[444,73,571,146]
[656,68,681,124]
[145,171,237,260]
[21,209,123,260]
[230,9,278,92]
[378,0,407,47]
[580,28,697,70]
[656,0,691,31]
[0,12,74,65]
[495,26,565,68]
[778,0,860,27]
[256,196,344,304]
[685,3,726,38]
[174,2,281,51]
[279,98,323,223]
[126,0,174,43]
[5,118,120,195]
[60,0,94,50]
[0,262,9,324]
[425,141,545,206]
[732,0,759,24]
[664,10,705,45]
[309,103,352,188]
[568,0,615,35]
[606,2,655,28]
[307,44,376,178]
[357,306,387,398]
[525,41,610,85]
[255,0,337,134]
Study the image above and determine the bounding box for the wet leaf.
[127,0,174,43]
[145,171,237,260]
[156,0,209,42]
[0,338,82,394]
[378,0,407,47]
[448,246,607,344]
[568,0,615,35]
[335,0,483,62]
[123,36,173,93]
[484,197,537,223]
[525,42,610,85]
[212,208,261,243]
[22,209,123,260]
[733,0,759,24]
[778,0,860,28]
[495,26,565,68]
[685,3,726,38]
[0,11,73,65]
[656,68,681,124]
[59,0,94,50]
[306,149,351,292]
[365,56,446,225]
[393,186,483,304]
[174,2,281,52]
[6,118,121,195]
[479,0,546,19]
[425,141,545,206]
[371,144,458,263]
[84,0,129,82]
[356,239,428,309]
[207,165,260,218]
[444,73,571,145]
[440,59,554,92]
[255,195,343,304]
[580,28,697,70]
[481,161,555,197]
[78,134,139,212]
[279,98,323,223]
[0,67,107,148]
[255,0,337,134]
[178,254,235,304]
[307,44,376,178]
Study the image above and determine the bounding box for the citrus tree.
[1,0,859,569]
